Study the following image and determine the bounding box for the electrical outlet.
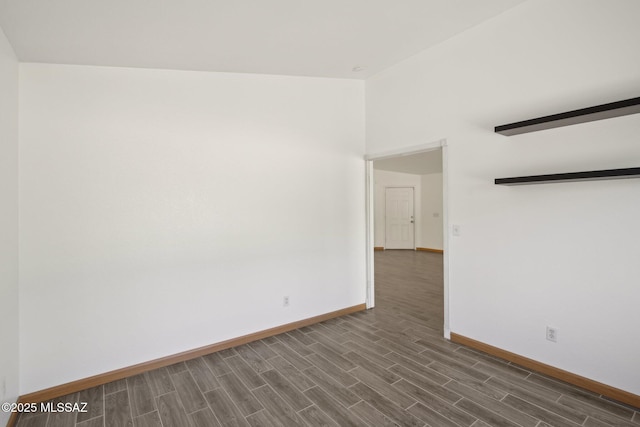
[546,326,558,342]
[452,224,461,237]
[283,296,290,307]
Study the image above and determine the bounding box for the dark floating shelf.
[495,96,640,136]
[495,167,640,186]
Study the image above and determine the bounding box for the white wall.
[373,169,421,248]
[19,63,366,393]
[0,24,19,426]
[420,173,443,250]
[366,0,640,395]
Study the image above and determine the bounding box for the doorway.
[365,139,449,337]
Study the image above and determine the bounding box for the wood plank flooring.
[16,250,639,426]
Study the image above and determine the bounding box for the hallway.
[374,250,444,332]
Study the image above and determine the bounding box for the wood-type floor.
[16,250,640,426]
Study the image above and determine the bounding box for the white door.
[385,187,415,249]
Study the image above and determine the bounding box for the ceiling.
[374,150,442,175]
[0,0,525,79]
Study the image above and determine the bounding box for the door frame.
[365,139,450,339]
[384,186,416,250]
